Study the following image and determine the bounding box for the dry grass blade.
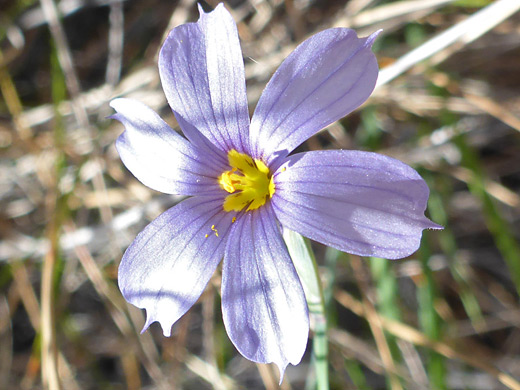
[463,92,520,134]
[39,0,90,132]
[330,327,390,375]
[335,290,520,390]
[450,167,520,210]
[351,256,403,390]
[376,0,520,87]
[396,339,429,388]
[64,222,171,390]
[0,49,33,141]
[338,0,455,28]
[41,201,61,390]
[10,263,80,390]
[39,0,114,227]
[345,0,378,16]
[0,296,13,389]
[18,66,158,128]
[329,328,427,389]
[161,0,197,50]
[11,263,41,330]
[185,354,237,390]
[105,0,124,87]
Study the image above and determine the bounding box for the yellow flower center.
[218,150,275,212]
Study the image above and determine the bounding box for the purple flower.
[111,4,439,376]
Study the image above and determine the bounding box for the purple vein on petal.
[274,195,423,239]
[222,203,308,376]
[272,202,405,254]
[275,179,418,204]
[252,32,349,147]
[262,32,368,142]
[266,54,373,160]
[251,29,378,160]
[121,196,234,337]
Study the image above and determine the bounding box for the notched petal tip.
[250,26,380,162]
[118,198,234,345]
[109,97,121,109]
[109,99,135,126]
[265,347,306,385]
[273,150,441,260]
[197,1,225,18]
[106,113,118,121]
[196,2,204,16]
[140,310,173,337]
[426,220,444,230]
[159,0,250,154]
[365,29,383,47]
[275,362,289,386]
[109,97,133,113]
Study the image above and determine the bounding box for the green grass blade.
[283,229,328,390]
[454,134,520,296]
[425,171,484,326]
[418,238,447,390]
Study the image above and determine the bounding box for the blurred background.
[1,0,520,389]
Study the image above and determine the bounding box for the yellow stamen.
[218,150,275,212]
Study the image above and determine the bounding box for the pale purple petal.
[250,29,379,164]
[111,98,225,196]
[119,196,236,337]
[174,110,229,167]
[272,151,441,259]
[222,203,309,378]
[159,4,250,154]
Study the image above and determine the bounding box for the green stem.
[283,229,329,390]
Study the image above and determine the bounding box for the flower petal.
[222,203,309,378]
[118,196,236,336]
[250,29,380,164]
[111,98,225,196]
[159,4,250,154]
[272,151,441,259]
